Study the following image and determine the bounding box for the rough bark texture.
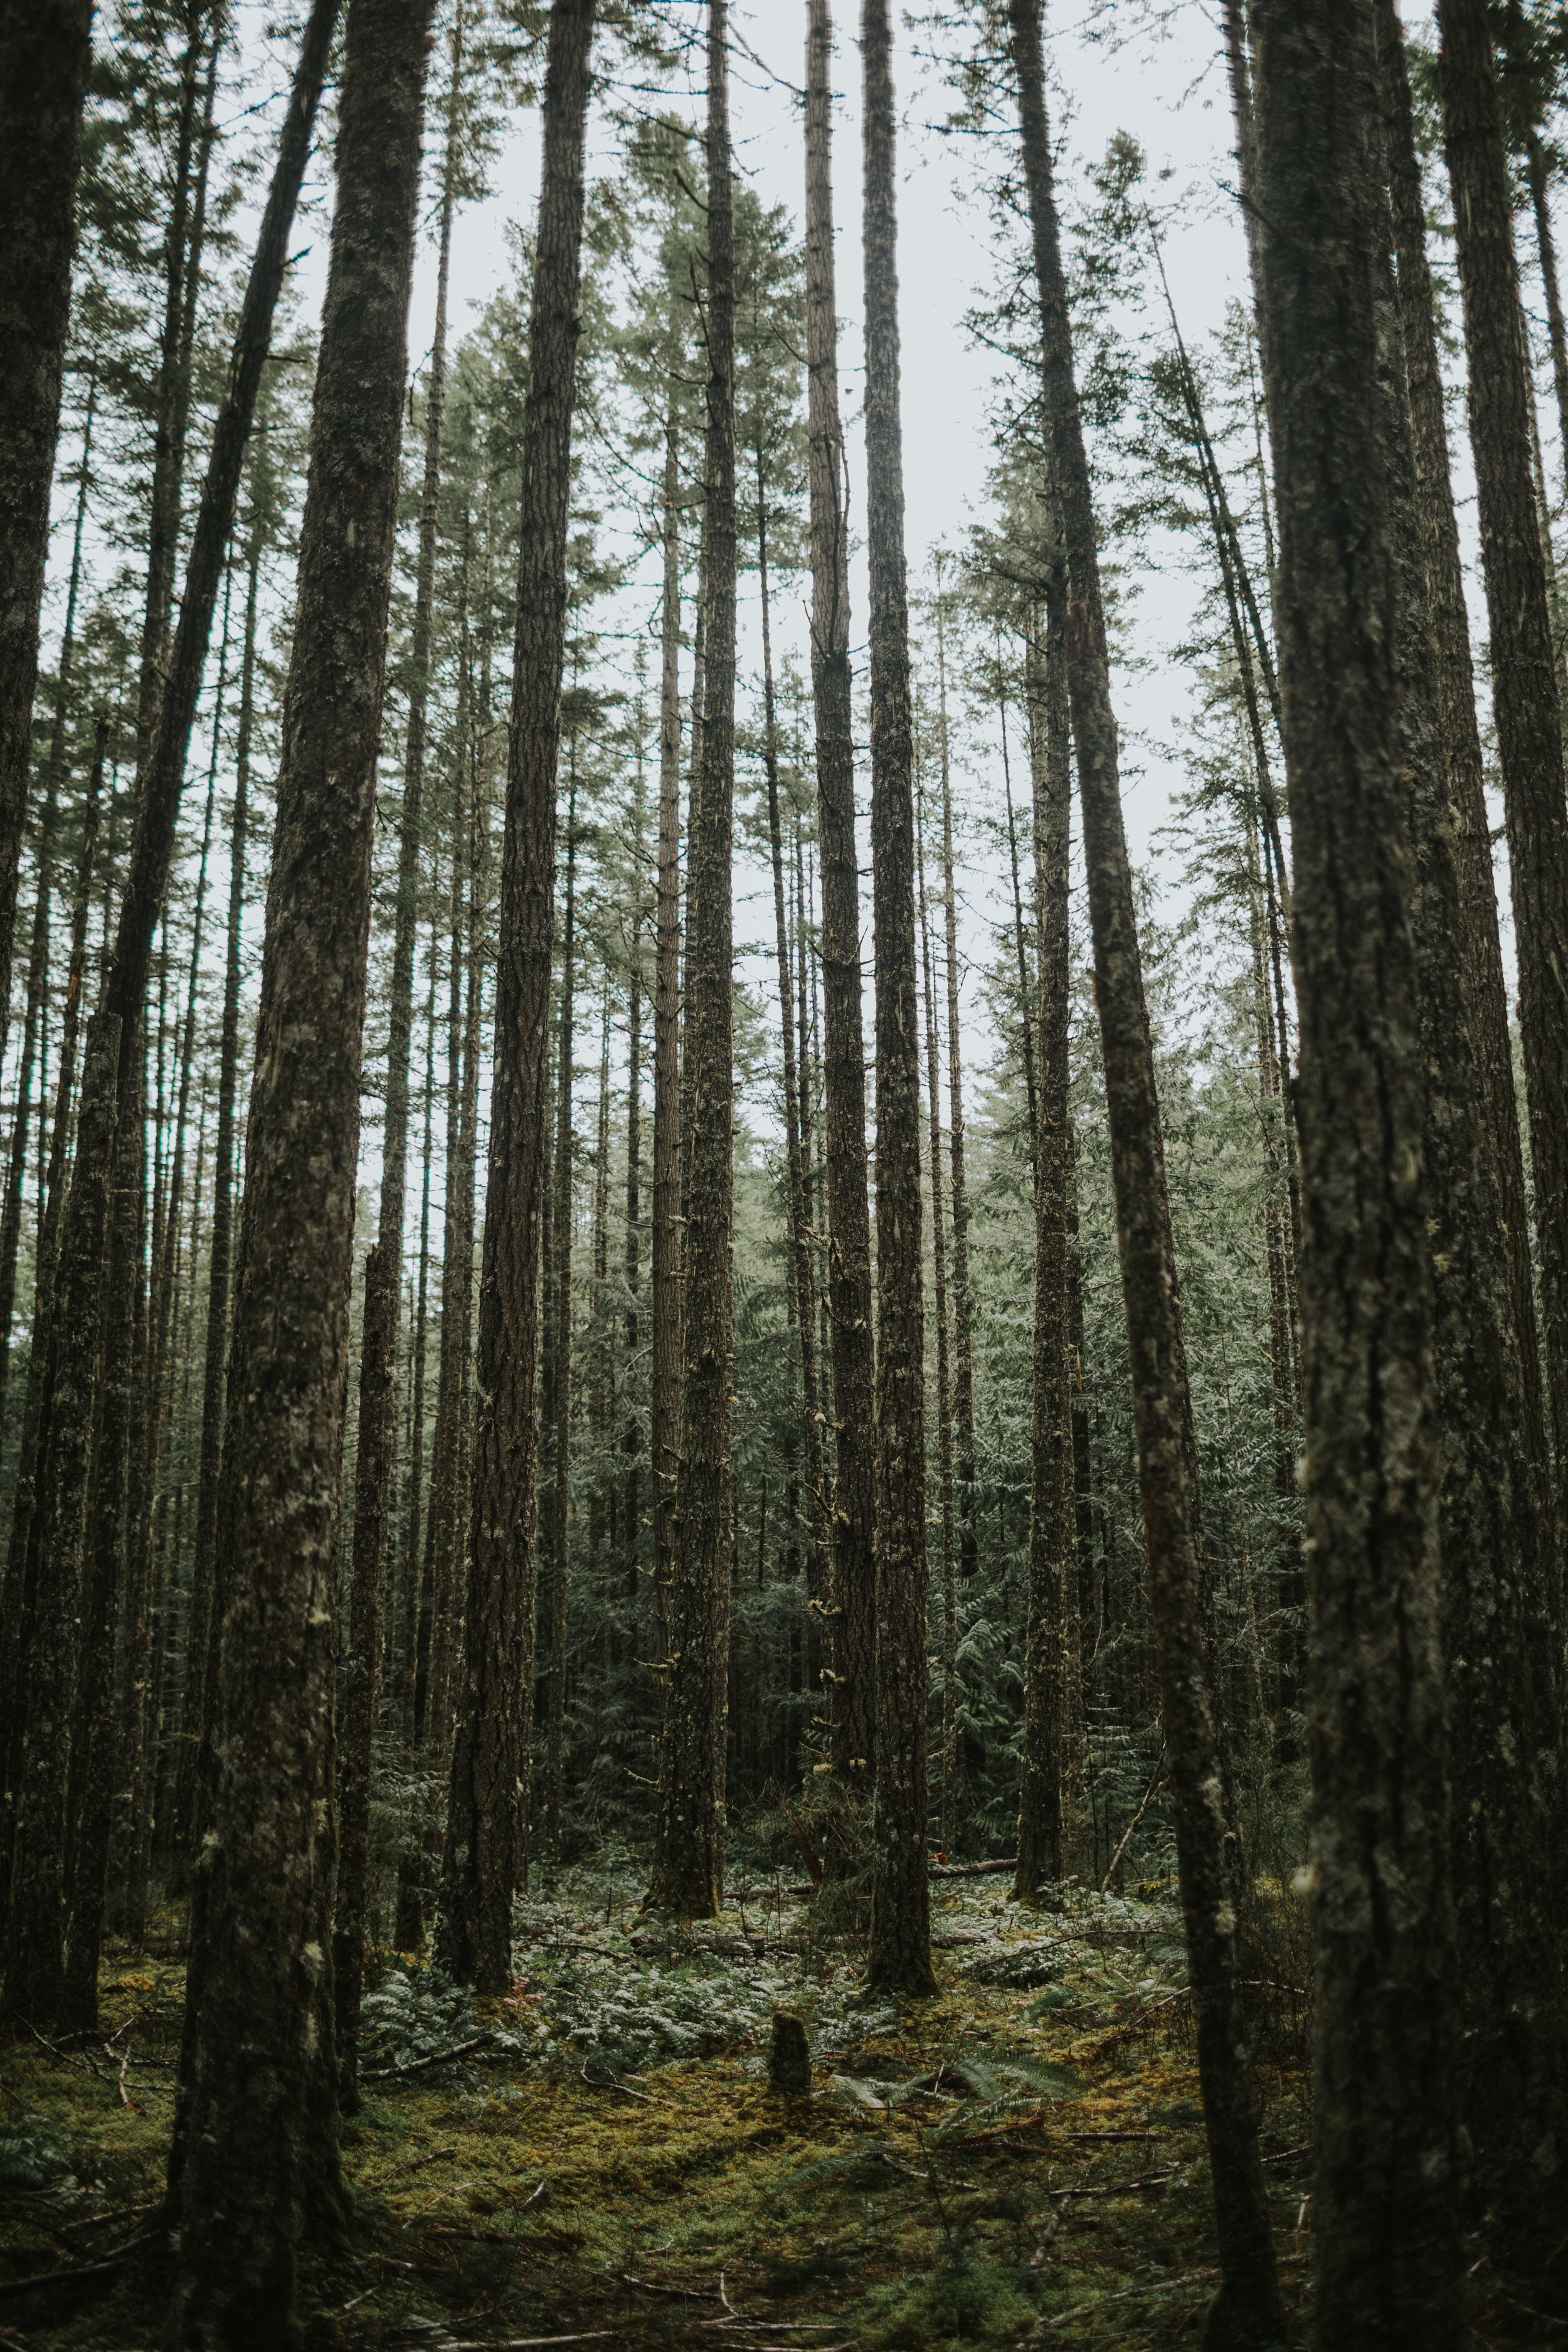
[166,4,432,2335]
[1377,0,1568,2281]
[1251,5,1462,2345]
[1439,0,1568,1587]
[0,0,95,1074]
[645,0,736,1922]
[861,0,935,1998]
[1008,5,1283,2341]
[337,0,465,2089]
[1368,0,1547,1500]
[805,0,876,1800]
[1015,553,1071,1900]
[438,0,595,1989]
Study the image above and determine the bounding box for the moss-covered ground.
[0,1860,1486,2349]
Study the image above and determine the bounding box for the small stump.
[766,2009,812,2097]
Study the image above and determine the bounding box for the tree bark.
[1439,0,1568,1590]
[917,793,957,1855]
[543,788,578,1870]
[861,0,935,1998]
[1015,549,1071,1900]
[438,0,595,1990]
[1251,4,1461,2344]
[1008,4,1283,2339]
[1376,0,1568,2285]
[0,0,95,1074]
[337,0,467,2094]
[167,4,432,2333]
[645,0,736,1922]
[805,0,876,1803]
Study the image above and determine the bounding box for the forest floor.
[0,1859,1541,2349]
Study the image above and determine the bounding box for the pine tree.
[440,0,597,1990]
[167,1,433,2331]
[861,0,935,1998]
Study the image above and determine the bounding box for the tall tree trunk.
[0,0,96,1071]
[337,0,467,2097]
[174,533,258,1882]
[543,790,578,1871]
[1007,4,1283,2338]
[1524,123,1568,496]
[390,945,438,1953]
[0,371,95,1436]
[1439,0,1568,1580]
[917,793,957,1856]
[0,716,102,1909]
[935,579,977,1593]
[438,0,596,1991]
[117,606,225,1945]
[805,0,876,1803]
[1377,0,1568,2285]
[861,0,934,1997]
[167,6,432,2333]
[623,753,645,1607]
[8,0,342,2021]
[651,402,684,1651]
[758,448,828,1657]
[1250,4,1459,2344]
[1015,549,1071,1899]
[645,0,736,1922]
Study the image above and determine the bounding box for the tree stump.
[766,2009,812,2095]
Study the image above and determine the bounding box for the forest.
[1,0,1567,2344]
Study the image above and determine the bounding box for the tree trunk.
[438,0,595,1991]
[543,789,578,1871]
[623,753,645,1607]
[1377,0,1568,2286]
[0,716,102,1910]
[1524,122,1568,497]
[1251,4,1461,2343]
[13,0,341,1989]
[758,445,828,1667]
[0,0,95,1072]
[174,532,258,1883]
[0,372,95,1439]
[1439,0,1568,1587]
[917,793,957,1856]
[337,0,467,2096]
[167,5,432,2333]
[861,0,935,1998]
[935,583,978,1594]
[651,401,684,1654]
[1015,547,1071,1900]
[645,0,736,1922]
[1007,4,1283,2339]
[805,0,876,1803]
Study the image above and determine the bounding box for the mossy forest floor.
[0,1858,1532,2349]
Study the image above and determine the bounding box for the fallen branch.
[361,2035,490,2082]
[580,2061,657,2104]
[620,2275,723,2302]
[1027,2267,1217,2334]
[0,2230,161,2296]
[1099,1745,1167,1895]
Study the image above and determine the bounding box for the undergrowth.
[1,1856,1500,2351]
